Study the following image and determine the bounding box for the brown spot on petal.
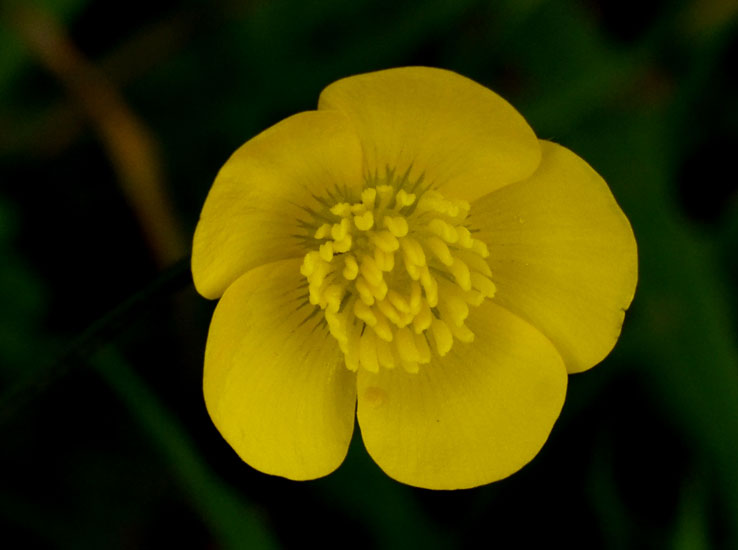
[363,386,386,408]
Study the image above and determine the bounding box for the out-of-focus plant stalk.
[6,3,186,267]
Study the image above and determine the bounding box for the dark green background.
[2,0,737,547]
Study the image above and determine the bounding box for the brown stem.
[7,3,187,267]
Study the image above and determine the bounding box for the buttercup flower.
[192,67,637,490]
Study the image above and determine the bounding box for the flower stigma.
[299,169,496,374]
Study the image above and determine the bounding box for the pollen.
[300,176,496,374]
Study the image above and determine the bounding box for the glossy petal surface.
[472,140,638,373]
[192,110,363,299]
[356,301,567,490]
[204,259,357,480]
[318,67,541,201]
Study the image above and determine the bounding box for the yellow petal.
[471,140,638,373]
[204,259,356,480]
[356,301,567,490]
[318,67,541,202]
[192,110,363,299]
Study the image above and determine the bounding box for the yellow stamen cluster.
[300,181,496,373]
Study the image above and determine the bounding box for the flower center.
[300,173,496,373]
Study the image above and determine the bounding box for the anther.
[331,218,350,241]
[330,203,352,217]
[354,210,374,231]
[319,241,334,262]
[384,216,409,237]
[342,255,359,280]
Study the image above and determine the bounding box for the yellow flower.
[192,67,637,490]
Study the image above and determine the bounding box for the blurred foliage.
[1,0,737,548]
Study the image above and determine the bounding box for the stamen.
[359,330,380,373]
[384,216,409,237]
[314,224,331,239]
[376,337,396,368]
[342,255,359,280]
[354,210,374,231]
[319,241,334,262]
[331,218,350,241]
[396,189,416,207]
[300,179,495,373]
